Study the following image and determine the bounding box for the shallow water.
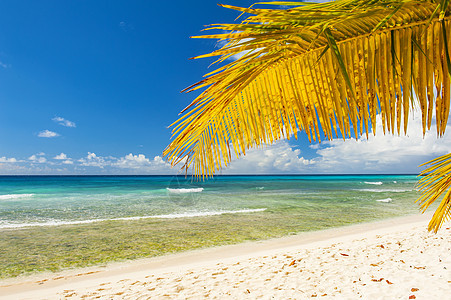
[0,175,421,229]
[0,175,430,278]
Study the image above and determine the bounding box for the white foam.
[393,181,397,183]
[0,208,267,229]
[376,198,393,203]
[256,187,265,190]
[166,188,204,193]
[364,181,383,185]
[0,194,34,200]
[355,189,413,193]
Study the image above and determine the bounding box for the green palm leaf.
[164,0,451,231]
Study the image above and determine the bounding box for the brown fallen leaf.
[246,289,251,294]
[52,276,64,280]
[400,260,406,263]
[321,294,327,296]
[413,266,426,270]
[378,245,385,249]
[65,292,76,297]
[371,278,384,282]
[411,288,419,292]
[311,294,317,298]
[370,263,379,267]
[340,253,349,256]
[289,260,296,266]
[386,280,393,284]
[409,295,416,299]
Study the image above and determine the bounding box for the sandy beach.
[1,212,449,299]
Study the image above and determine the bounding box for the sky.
[0,0,449,175]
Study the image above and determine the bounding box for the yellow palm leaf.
[164,0,451,231]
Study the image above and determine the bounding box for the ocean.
[0,174,428,277]
[0,175,421,229]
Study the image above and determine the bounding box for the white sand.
[1,213,450,299]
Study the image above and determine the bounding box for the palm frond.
[164,0,451,230]
[417,153,451,232]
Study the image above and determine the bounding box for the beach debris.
[409,295,416,299]
[377,244,385,249]
[52,276,64,280]
[411,288,419,292]
[340,253,349,256]
[246,289,251,293]
[385,280,393,284]
[371,278,384,282]
[37,281,47,285]
[64,292,77,297]
[289,260,296,266]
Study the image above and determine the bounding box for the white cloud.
[114,153,176,174]
[38,130,60,138]
[78,152,109,168]
[53,153,68,160]
[52,116,76,128]
[115,153,151,169]
[311,111,451,174]
[218,108,451,174]
[0,61,9,69]
[224,140,314,174]
[0,156,17,163]
[53,153,73,165]
[29,155,47,163]
[119,21,134,32]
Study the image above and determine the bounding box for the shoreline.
[2,211,448,299]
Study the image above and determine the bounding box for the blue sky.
[0,1,449,175]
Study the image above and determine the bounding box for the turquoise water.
[0,175,422,229]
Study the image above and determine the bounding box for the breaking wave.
[0,208,267,229]
[355,189,413,193]
[364,181,383,185]
[166,188,204,193]
[0,194,34,200]
[376,198,393,203]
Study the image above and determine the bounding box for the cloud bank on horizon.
[0,108,450,175]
